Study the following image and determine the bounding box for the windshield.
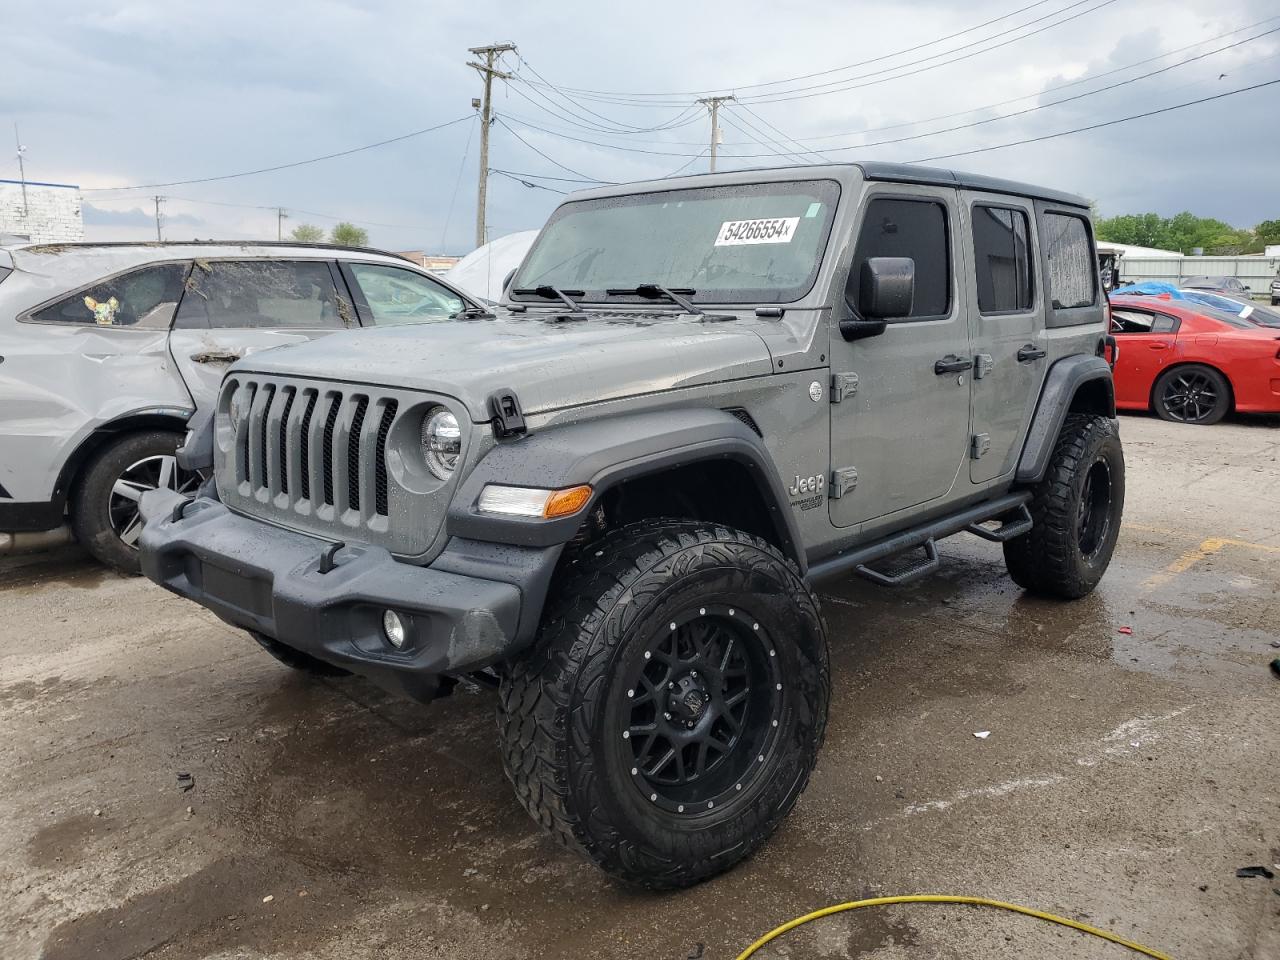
[512,179,841,305]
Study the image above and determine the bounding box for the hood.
[230,313,775,419]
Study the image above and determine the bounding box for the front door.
[829,187,972,530]
[168,259,354,409]
[1108,305,1181,408]
[960,194,1047,484]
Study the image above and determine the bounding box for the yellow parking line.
[1142,538,1229,590]
[1126,523,1280,555]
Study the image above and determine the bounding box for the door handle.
[1016,344,1047,362]
[1148,341,1170,350]
[934,355,973,375]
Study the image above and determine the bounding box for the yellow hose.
[734,895,1173,960]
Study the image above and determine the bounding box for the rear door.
[961,194,1046,484]
[168,259,355,409]
[1109,306,1181,407]
[828,186,972,530]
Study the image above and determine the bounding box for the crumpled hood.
[230,314,775,419]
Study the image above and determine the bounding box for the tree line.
[1096,212,1280,256]
[287,222,369,246]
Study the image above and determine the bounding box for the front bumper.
[139,489,558,701]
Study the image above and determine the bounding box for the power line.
[495,116,617,182]
[523,0,1114,106]
[909,76,1280,162]
[489,169,567,194]
[500,25,1275,163]
[741,14,1280,143]
[441,114,479,251]
[84,114,474,192]
[518,0,1059,99]
[732,102,837,163]
[512,58,701,134]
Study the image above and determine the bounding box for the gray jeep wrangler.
[138,162,1124,888]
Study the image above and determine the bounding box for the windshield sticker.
[1240,304,1254,319]
[83,295,120,326]
[804,202,822,218]
[715,217,800,246]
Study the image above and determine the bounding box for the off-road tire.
[71,430,186,574]
[1004,414,1125,599]
[1151,364,1231,425]
[498,520,829,889]
[250,632,351,677]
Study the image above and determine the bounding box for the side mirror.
[839,257,914,342]
[501,268,517,296]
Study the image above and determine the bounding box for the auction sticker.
[715,217,800,246]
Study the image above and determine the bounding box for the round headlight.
[422,408,461,480]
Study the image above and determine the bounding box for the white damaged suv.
[0,240,485,571]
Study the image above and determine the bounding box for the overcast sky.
[4,0,1278,252]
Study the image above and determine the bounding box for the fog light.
[382,609,407,649]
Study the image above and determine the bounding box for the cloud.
[6,0,1279,251]
[83,202,202,228]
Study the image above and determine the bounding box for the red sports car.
[1109,294,1280,424]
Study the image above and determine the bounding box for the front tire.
[498,520,829,888]
[1004,414,1125,599]
[70,430,200,574]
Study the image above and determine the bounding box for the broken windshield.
[511,179,840,305]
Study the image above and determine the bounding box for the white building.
[0,178,84,243]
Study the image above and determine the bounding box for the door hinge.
[830,372,859,403]
[830,466,858,498]
[973,354,994,379]
[970,433,991,459]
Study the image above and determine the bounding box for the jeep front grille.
[217,374,465,559]
[227,378,396,520]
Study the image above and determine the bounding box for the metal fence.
[1119,255,1280,296]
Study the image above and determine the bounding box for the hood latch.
[488,389,527,439]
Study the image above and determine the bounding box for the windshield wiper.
[513,285,585,312]
[607,284,702,314]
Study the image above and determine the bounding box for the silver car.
[0,240,484,572]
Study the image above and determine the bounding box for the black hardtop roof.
[568,161,1090,210]
[851,161,1090,208]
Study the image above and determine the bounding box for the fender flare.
[447,407,806,570]
[1016,355,1115,484]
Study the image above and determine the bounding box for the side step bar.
[965,503,1034,542]
[855,538,939,586]
[806,491,1033,585]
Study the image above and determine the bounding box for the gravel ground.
[1,413,1277,960]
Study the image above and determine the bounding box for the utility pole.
[277,207,288,241]
[467,42,516,249]
[14,123,28,215]
[153,196,163,242]
[696,95,735,173]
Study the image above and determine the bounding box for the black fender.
[1016,355,1116,484]
[447,407,806,571]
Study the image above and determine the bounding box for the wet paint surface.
[0,414,1277,960]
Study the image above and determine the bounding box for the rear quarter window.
[1042,213,1095,310]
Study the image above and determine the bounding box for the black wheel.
[1152,365,1230,425]
[251,632,350,677]
[70,430,201,574]
[498,520,829,889]
[1003,414,1125,599]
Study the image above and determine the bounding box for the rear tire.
[1152,364,1230,425]
[498,520,829,888]
[1003,414,1125,599]
[70,430,199,574]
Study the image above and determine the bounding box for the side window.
[1151,314,1179,334]
[174,260,348,330]
[29,262,188,328]
[1110,309,1156,334]
[852,197,950,319]
[972,204,1033,313]
[348,263,465,325]
[1042,213,1096,310]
